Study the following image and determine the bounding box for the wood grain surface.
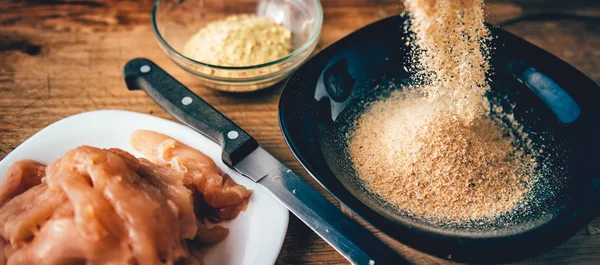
[1,0,599,264]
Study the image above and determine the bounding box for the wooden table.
[1,0,599,264]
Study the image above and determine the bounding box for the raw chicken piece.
[6,219,85,265]
[194,221,229,245]
[108,147,198,240]
[46,146,189,265]
[0,183,67,244]
[0,237,9,265]
[130,130,251,213]
[137,158,198,239]
[0,160,45,207]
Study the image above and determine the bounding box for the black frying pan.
[278,15,600,263]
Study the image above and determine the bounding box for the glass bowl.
[152,0,323,92]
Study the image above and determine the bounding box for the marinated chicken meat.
[0,131,251,265]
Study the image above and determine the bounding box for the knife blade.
[123,58,408,265]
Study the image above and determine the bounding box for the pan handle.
[122,58,258,166]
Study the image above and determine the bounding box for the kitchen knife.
[123,58,408,265]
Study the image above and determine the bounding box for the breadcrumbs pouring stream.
[347,0,541,222]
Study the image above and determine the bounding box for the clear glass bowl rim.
[151,0,324,71]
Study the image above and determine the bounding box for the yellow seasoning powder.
[183,14,292,67]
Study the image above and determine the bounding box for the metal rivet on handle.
[227,130,239,140]
[181,96,193,105]
[140,65,151,73]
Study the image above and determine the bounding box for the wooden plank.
[0,1,599,264]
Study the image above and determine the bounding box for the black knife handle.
[123,58,258,166]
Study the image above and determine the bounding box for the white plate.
[0,110,289,265]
